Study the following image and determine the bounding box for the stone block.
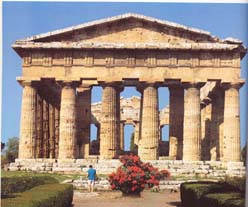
[173,160,184,164]
[58,159,76,163]
[227,162,244,167]
[8,166,19,171]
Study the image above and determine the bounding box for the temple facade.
[13,13,247,161]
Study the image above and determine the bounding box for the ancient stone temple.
[13,13,247,162]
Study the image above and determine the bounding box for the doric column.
[54,106,60,158]
[139,83,159,160]
[96,124,100,141]
[76,85,92,158]
[209,88,224,161]
[168,85,184,160]
[35,94,43,158]
[222,82,243,161]
[183,83,203,161]
[120,122,125,152]
[42,99,49,158]
[58,82,77,159]
[19,81,37,159]
[49,103,55,158]
[200,99,211,161]
[134,122,140,146]
[100,83,120,159]
[116,86,123,155]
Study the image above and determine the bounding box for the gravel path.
[73,190,181,207]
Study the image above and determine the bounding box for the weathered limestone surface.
[76,86,91,158]
[42,99,49,158]
[9,159,246,180]
[223,83,242,162]
[58,83,77,159]
[139,85,159,160]
[168,86,184,159]
[116,87,122,155]
[19,82,37,159]
[209,88,224,161]
[200,100,211,161]
[134,122,140,146]
[183,84,202,161]
[91,96,143,126]
[35,94,43,158]
[54,107,60,158]
[119,122,124,151]
[13,13,246,162]
[100,85,119,159]
[49,103,55,158]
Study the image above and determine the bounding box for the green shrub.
[1,183,73,207]
[1,175,58,196]
[200,192,244,207]
[224,176,246,194]
[180,181,235,207]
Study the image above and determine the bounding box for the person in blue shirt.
[87,165,96,192]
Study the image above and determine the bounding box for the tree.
[3,137,19,163]
[1,142,5,150]
[241,144,246,166]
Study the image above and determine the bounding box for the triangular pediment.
[17,13,223,44]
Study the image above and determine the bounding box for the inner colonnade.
[18,79,243,162]
[13,13,246,162]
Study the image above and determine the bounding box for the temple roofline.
[12,41,245,51]
[15,13,214,42]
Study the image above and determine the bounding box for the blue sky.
[2,2,248,151]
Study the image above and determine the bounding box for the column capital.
[59,81,80,88]
[20,80,39,88]
[165,79,182,88]
[182,82,205,89]
[100,81,123,88]
[136,82,159,92]
[76,85,92,93]
[221,81,245,90]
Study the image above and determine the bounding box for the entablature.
[20,47,241,69]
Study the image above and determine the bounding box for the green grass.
[1,170,109,182]
[1,170,83,182]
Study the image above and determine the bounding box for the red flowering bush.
[108,155,170,195]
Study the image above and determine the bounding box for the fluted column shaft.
[35,94,43,158]
[42,100,49,158]
[100,85,119,159]
[134,122,140,146]
[54,107,60,158]
[200,101,211,161]
[58,83,77,159]
[120,122,125,151]
[49,103,55,158]
[168,86,184,159]
[116,88,122,155]
[223,83,242,161]
[96,124,100,141]
[19,81,37,159]
[209,89,224,161]
[183,83,202,161]
[139,84,159,160]
[76,86,91,158]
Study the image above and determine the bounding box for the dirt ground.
[73,190,181,207]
